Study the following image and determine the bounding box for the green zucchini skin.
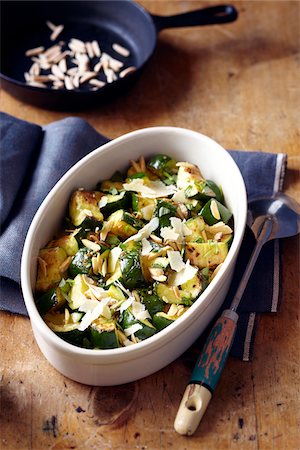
[154,200,177,229]
[89,322,119,349]
[152,313,175,331]
[68,247,93,278]
[200,199,232,225]
[36,287,66,316]
[138,290,164,317]
[147,154,178,184]
[120,309,156,341]
[100,192,130,218]
[119,244,146,290]
[56,329,88,347]
[194,180,224,204]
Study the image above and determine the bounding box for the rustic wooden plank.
[1,1,299,449]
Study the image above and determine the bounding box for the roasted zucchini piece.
[132,194,156,221]
[154,200,177,229]
[89,318,119,349]
[68,247,93,278]
[185,216,206,242]
[100,191,130,217]
[138,290,164,317]
[68,274,89,310]
[194,180,224,204]
[69,190,104,226]
[152,312,176,330]
[44,310,87,346]
[147,154,177,184]
[120,308,156,341]
[185,241,228,268]
[35,286,66,316]
[46,233,79,256]
[176,162,204,197]
[56,329,88,347]
[36,247,68,292]
[200,199,232,225]
[156,273,202,305]
[107,209,143,239]
[120,242,146,290]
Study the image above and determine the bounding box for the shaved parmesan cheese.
[123,178,177,198]
[124,323,143,337]
[160,217,192,243]
[119,297,134,314]
[172,189,186,203]
[160,226,179,241]
[169,260,198,287]
[141,238,152,256]
[131,301,151,321]
[167,250,186,272]
[141,204,154,221]
[99,196,108,208]
[108,246,122,273]
[124,217,159,243]
[78,300,103,331]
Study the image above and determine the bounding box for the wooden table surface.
[1,1,299,449]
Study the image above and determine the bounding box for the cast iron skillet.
[0,1,238,110]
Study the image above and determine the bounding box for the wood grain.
[1,1,299,449]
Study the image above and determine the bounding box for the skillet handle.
[152,4,238,32]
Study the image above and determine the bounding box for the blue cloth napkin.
[0,112,286,361]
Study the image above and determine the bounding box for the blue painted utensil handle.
[190,309,238,390]
[174,309,238,435]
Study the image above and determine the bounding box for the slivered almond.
[130,159,141,173]
[29,62,40,76]
[25,46,45,57]
[81,239,101,252]
[94,60,103,72]
[28,81,47,88]
[32,75,52,83]
[211,263,223,280]
[173,286,181,300]
[85,41,94,59]
[139,156,146,172]
[52,50,70,64]
[150,234,162,244]
[103,67,117,83]
[119,66,136,78]
[59,256,72,273]
[80,71,97,84]
[89,79,105,88]
[210,199,221,220]
[50,24,64,41]
[112,42,130,57]
[24,72,31,82]
[92,40,101,57]
[64,76,74,90]
[67,67,78,76]
[92,256,99,275]
[44,44,61,58]
[58,58,67,73]
[46,20,56,31]
[51,64,65,80]
[69,38,86,53]
[64,308,70,324]
[37,256,48,277]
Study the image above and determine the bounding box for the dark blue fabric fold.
[0,113,286,360]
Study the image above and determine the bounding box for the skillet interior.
[0,1,157,108]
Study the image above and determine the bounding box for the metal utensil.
[174,193,300,436]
